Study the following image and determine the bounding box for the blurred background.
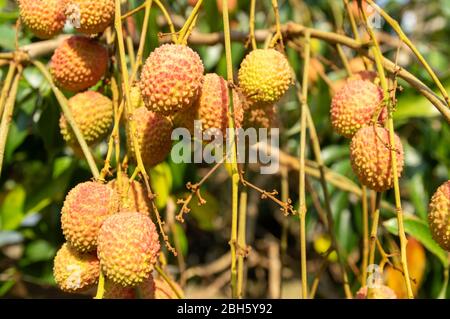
[0,0,449,298]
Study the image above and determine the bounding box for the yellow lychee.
[428,180,450,251]
[238,49,293,104]
[66,0,115,35]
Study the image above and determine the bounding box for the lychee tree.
[0,0,449,299]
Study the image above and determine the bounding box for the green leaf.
[172,223,188,257]
[150,162,173,209]
[383,217,449,267]
[0,186,26,230]
[24,240,56,263]
[186,190,219,231]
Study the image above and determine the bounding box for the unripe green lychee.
[129,85,145,111]
[356,285,397,299]
[139,44,204,116]
[127,106,173,168]
[331,79,385,138]
[154,278,183,299]
[238,49,293,104]
[173,73,244,137]
[97,212,160,287]
[61,181,119,252]
[66,0,115,35]
[53,243,100,293]
[18,0,68,39]
[349,126,404,192]
[59,91,113,149]
[108,173,151,215]
[103,276,155,299]
[50,36,108,92]
[428,181,450,251]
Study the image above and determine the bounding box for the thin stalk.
[366,0,449,106]
[32,60,99,178]
[360,3,414,299]
[222,0,240,298]
[0,70,21,176]
[0,62,17,119]
[126,36,136,73]
[280,165,289,297]
[249,0,257,50]
[94,271,105,299]
[298,30,310,299]
[361,185,369,286]
[129,0,153,83]
[155,0,176,42]
[177,0,203,44]
[155,264,183,299]
[237,188,248,298]
[343,0,360,41]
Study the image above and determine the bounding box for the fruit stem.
[249,0,257,50]
[361,186,369,286]
[32,60,100,179]
[0,68,21,177]
[236,186,248,298]
[221,0,240,299]
[114,0,176,256]
[365,0,449,107]
[94,271,105,299]
[269,0,284,50]
[155,264,183,299]
[129,0,153,83]
[359,3,414,298]
[177,0,204,44]
[298,30,310,299]
[0,62,17,120]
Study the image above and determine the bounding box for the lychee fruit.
[139,44,204,116]
[66,0,115,35]
[173,73,244,137]
[108,173,151,215]
[53,243,100,293]
[356,285,397,299]
[428,181,450,251]
[61,181,119,252]
[154,278,183,299]
[129,85,145,111]
[103,276,155,299]
[50,36,108,92]
[97,212,160,287]
[331,79,385,138]
[238,49,293,104]
[127,106,173,168]
[350,126,404,192]
[17,0,68,39]
[59,91,113,150]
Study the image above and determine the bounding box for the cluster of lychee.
[330,70,402,193]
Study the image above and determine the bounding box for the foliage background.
[0,0,449,298]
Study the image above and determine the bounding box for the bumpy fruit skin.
[127,107,173,168]
[428,181,450,251]
[59,91,113,149]
[53,243,100,293]
[173,73,243,137]
[61,181,119,252]
[97,212,160,287]
[66,0,115,35]
[154,278,183,299]
[18,0,68,39]
[108,173,151,215]
[50,36,108,92]
[238,49,293,104]
[356,285,397,299]
[103,276,155,299]
[129,85,145,111]
[350,126,404,192]
[331,79,384,138]
[140,44,204,116]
